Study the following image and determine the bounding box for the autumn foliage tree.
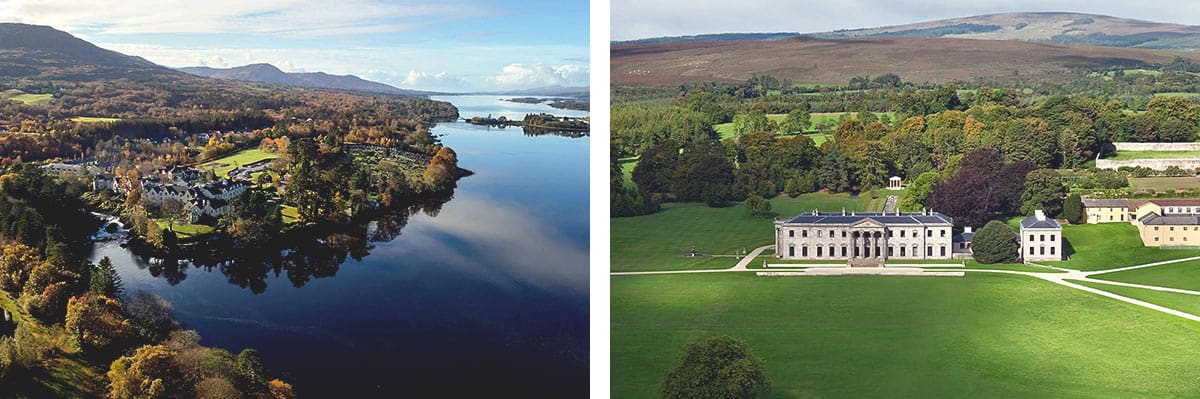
[107,344,190,399]
[65,293,134,354]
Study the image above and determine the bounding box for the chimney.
[1035,210,1046,220]
[851,210,855,216]
[964,226,973,233]
[842,208,846,216]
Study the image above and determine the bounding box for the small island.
[466,113,590,135]
[502,97,590,111]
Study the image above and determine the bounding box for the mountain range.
[616,12,1200,52]
[178,63,435,97]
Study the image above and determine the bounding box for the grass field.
[1130,177,1200,191]
[1072,280,1200,316]
[69,116,121,123]
[0,89,53,105]
[612,193,872,272]
[1154,92,1200,98]
[712,112,892,139]
[155,219,215,238]
[281,205,300,224]
[1090,259,1200,291]
[1107,150,1200,160]
[612,272,1200,398]
[619,156,638,189]
[197,148,278,178]
[1044,223,1200,271]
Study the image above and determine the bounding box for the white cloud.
[0,0,486,38]
[491,63,589,88]
[388,69,469,91]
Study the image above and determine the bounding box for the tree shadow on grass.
[1062,236,1077,259]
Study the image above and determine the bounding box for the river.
[87,95,589,397]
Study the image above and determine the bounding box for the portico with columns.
[775,209,956,265]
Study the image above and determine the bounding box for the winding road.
[612,246,1200,322]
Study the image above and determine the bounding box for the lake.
[88,95,590,397]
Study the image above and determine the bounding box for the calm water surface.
[88,95,589,397]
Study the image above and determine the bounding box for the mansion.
[774,209,957,263]
[42,162,250,223]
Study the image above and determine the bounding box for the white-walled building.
[774,209,956,264]
[1019,210,1063,261]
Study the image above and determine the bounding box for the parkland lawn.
[611,192,879,272]
[712,111,894,140]
[1091,259,1200,291]
[197,148,278,177]
[1072,280,1200,317]
[612,273,1200,398]
[1045,223,1200,271]
[1107,150,1200,160]
[1,89,52,105]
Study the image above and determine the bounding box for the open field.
[0,89,52,105]
[1130,177,1200,191]
[1073,280,1200,316]
[611,193,871,272]
[155,219,215,238]
[618,156,637,189]
[1107,150,1200,160]
[612,272,1200,398]
[712,112,891,139]
[1154,92,1200,98]
[1091,259,1200,291]
[0,291,105,397]
[69,116,120,123]
[281,204,300,224]
[611,36,1200,86]
[1044,223,1200,271]
[197,148,278,178]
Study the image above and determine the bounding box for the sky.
[0,0,589,92]
[612,0,1200,41]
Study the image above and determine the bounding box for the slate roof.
[1081,199,1130,208]
[1139,213,1200,226]
[780,211,953,226]
[953,231,974,242]
[1019,215,1062,230]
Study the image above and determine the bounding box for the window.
[913,230,918,237]
[1050,235,1055,242]
[1171,237,1175,241]
[1040,247,1045,255]
[940,246,946,257]
[1029,234,1035,241]
[830,230,835,238]
[789,230,795,238]
[900,230,906,238]
[802,246,808,257]
[817,246,823,257]
[1155,227,1160,231]
[842,231,847,238]
[803,230,808,237]
[1040,234,1045,242]
[1171,227,1175,231]
[817,230,822,238]
[1050,247,1055,255]
[927,230,932,237]
[841,247,847,257]
[941,229,946,237]
[888,246,893,257]
[789,246,794,257]
[1155,237,1160,242]
[900,246,906,256]
[1029,246,1035,255]
[888,230,893,238]
[927,246,933,256]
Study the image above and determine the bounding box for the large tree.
[1062,193,1084,224]
[1020,169,1066,217]
[632,140,680,194]
[816,145,859,193]
[972,220,1019,264]
[777,109,811,134]
[661,336,770,399]
[673,139,736,207]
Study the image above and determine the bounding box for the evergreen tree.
[89,257,123,297]
[973,220,1019,264]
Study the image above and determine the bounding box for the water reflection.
[117,196,453,294]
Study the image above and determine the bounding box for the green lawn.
[1107,150,1200,160]
[619,156,637,190]
[744,255,1064,273]
[1090,259,1200,291]
[611,193,870,272]
[155,219,215,238]
[1044,223,1200,271]
[1130,177,1200,191]
[197,148,279,178]
[1154,92,1200,98]
[281,205,300,224]
[1072,280,1200,317]
[1,89,53,105]
[713,112,892,139]
[612,272,1200,398]
[70,116,121,123]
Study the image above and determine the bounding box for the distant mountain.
[179,63,435,97]
[0,23,184,81]
[616,12,1200,52]
[463,85,589,98]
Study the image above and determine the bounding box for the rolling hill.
[180,63,434,97]
[0,22,185,81]
[616,12,1200,52]
[611,36,1200,86]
